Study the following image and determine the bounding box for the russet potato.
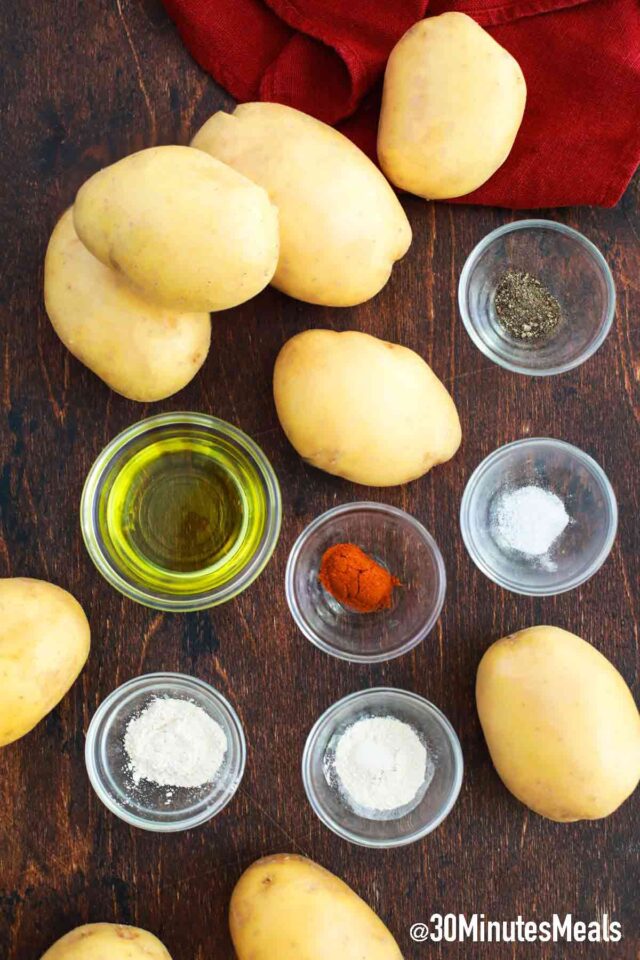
[273,329,461,486]
[476,626,640,821]
[44,209,211,402]
[0,578,90,747]
[73,145,279,312]
[230,854,402,960]
[192,103,412,307]
[40,923,172,960]
[378,13,526,199]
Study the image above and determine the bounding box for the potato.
[74,145,279,311]
[273,329,461,486]
[0,578,90,747]
[44,210,211,402]
[192,103,411,307]
[378,13,526,199]
[230,854,402,960]
[476,626,640,822]
[40,923,172,960]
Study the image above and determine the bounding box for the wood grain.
[0,1,638,957]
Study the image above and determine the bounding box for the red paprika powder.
[318,543,400,613]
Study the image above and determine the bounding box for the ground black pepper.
[494,270,563,341]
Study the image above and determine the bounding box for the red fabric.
[162,0,640,208]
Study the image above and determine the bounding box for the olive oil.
[85,417,281,607]
[107,436,245,574]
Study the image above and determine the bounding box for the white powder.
[332,715,428,813]
[124,697,227,789]
[492,484,570,564]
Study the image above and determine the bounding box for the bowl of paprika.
[285,502,446,663]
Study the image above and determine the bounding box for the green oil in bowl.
[81,414,282,611]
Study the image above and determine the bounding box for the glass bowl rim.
[460,436,618,596]
[301,686,464,848]
[80,411,282,611]
[84,671,247,832]
[458,218,616,377]
[284,501,447,664]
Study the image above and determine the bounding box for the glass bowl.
[81,412,281,611]
[458,220,615,375]
[302,688,463,848]
[285,503,446,663]
[85,673,246,832]
[460,438,617,596]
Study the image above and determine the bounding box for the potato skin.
[73,145,279,311]
[476,626,640,822]
[192,103,411,307]
[230,854,403,960]
[44,210,211,402]
[0,578,90,747]
[273,329,461,486]
[40,923,172,959]
[378,13,526,199]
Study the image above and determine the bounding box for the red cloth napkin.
[162,0,640,207]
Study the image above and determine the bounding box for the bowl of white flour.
[460,437,617,596]
[85,672,246,831]
[302,688,463,847]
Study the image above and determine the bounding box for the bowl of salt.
[460,438,617,596]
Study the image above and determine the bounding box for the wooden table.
[1,2,638,957]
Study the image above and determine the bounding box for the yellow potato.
[378,13,526,199]
[44,210,211,402]
[74,145,279,311]
[0,578,90,747]
[40,923,172,960]
[230,854,402,960]
[476,626,640,822]
[192,103,411,307]
[273,329,461,486]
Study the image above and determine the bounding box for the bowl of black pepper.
[458,220,615,376]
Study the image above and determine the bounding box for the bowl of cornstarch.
[302,688,463,847]
[85,672,246,831]
[460,438,618,596]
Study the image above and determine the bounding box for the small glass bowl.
[460,438,617,596]
[81,412,281,611]
[85,673,246,832]
[285,503,446,663]
[458,220,615,375]
[302,688,463,848]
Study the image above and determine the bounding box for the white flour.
[491,484,570,566]
[333,715,428,813]
[124,697,227,789]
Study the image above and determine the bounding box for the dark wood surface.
[1,2,638,958]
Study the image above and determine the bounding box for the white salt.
[492,484,570,563]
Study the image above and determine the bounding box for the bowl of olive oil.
[81,413,282,610]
